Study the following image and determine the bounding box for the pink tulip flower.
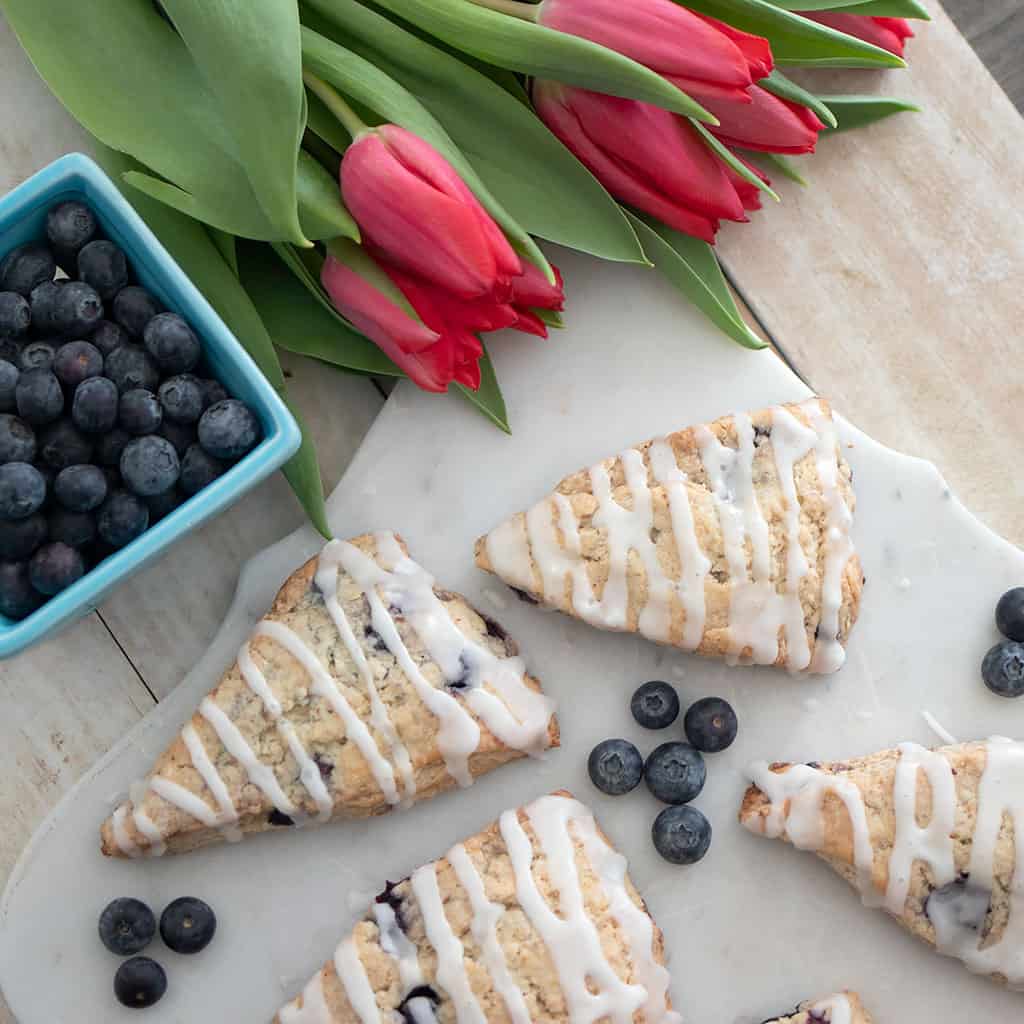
[797,12,914,57]
[697,85,826,155]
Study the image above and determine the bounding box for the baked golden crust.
[762,991,872,1023]
[101,533,558,858]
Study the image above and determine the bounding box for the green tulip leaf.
[760,70,837,129]
[819,94,920,132]
[296,150,360,241]
[306,90,354,155]
[534,308,565,328]
[627,212,767,351]
[456,343,510,433]
[767,0,929,18]
[351,0,715,120]
[207,228,240,277]
[301,0,646,264]
[676,0,905,67]
[279,396,332,539]
[692,122,780,201]
[744,151,808,185]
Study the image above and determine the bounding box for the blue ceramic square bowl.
[0,153,301,658]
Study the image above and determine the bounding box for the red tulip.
[533,81,750,243]
[340,124,521,301]
[726,153,770,212]
[796,12,914,57]
[696,84,825,155]
[537,0,772,102]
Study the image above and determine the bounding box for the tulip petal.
[698,85,825,155]
[511,309,549,338]
[511,261,565,311]
[796,12,913,57]
[690,13,773,81]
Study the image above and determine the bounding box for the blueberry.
[119,388,163,435]
[52,340,103,392]
[143,313,201,375]
[15,369,63,425]
[683,697,738,754]
[0,414,36,463]
[112,286,162,338]
[37,419,93,471]
[71,376,119,434]
[0,462,46,520]
[199,378,228,409]
[630,680,680,730]
[121,436,179,497]
[198,399,260,460]
[29,541,84,595]
[98,897,156,956]
[98,490,149,548]
[0,243,55,297]
[179,443,226,495]
[0,337,21,366]
[0,561,43,620]
[157,419,196,458]
[982,640,1024,698]
[76,240,128,301]
[54,464,107,512]
[18,340,56,373]
[996,587,1024,642]
[159,896,216,954]
[652,805,711,865]
[100,465,122,493]
[145,487,185,523]
[48,508,97,548]
[55,281,104,337]
[159,374,204,425]
[105,345,159,394]
[94,426,131,467]
[0,513,46,560]
[0,360,18,413]
[90,319,129,358]
[645,741,706,804]
[28,280,64,335]
[46,201,97,269]
[114,956,167,1009]
[587,738,644,796]
[0,291,31,339]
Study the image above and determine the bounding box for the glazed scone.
[762,991,873,1023]
[275,791,681,1023]
[475,397,861,674]
[101,531,558,858]
[740,738,1024,989]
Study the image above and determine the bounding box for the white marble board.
[2,249,1022,1022]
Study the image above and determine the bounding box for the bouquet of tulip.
[1,0,925,533]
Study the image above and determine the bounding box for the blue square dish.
[0,153,301,658]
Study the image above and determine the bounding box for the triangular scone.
[740,738,1024,989]
[762,991,872,1023]
[101,532,558,858]
[275,791,681,1023]
[475,397,861,674]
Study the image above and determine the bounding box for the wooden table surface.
[0,1,1021,1018]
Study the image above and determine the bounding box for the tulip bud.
[698,85,825,155]
[796,12,914,57]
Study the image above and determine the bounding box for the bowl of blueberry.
[0,154,300,657]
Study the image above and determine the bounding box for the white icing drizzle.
[111,805,140,859]
[335,936,382,1024]
[373,900,438,1023]
[809,993,852,1024]
[447,843,532,1024]
[278,967,336,1024]
[411,863,487,1024]
[744,739,1024,987]
[181,723,242,841]
[130,807,166,858]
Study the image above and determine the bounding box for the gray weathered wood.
[945,0,1024,110]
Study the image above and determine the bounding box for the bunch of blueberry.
[981,587,1024,698]
[99,895,216,1009]
[587,681,737,866]
[0,200,262,621]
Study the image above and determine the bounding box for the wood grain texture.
[944,0,1024,110]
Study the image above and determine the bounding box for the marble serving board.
[2,248,1023,1023]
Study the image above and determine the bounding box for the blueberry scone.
[275,791,681,1023]
[101,532,558,857]
[475,398,861,674]
[761,991,872,1023]
[741,738,1024,989]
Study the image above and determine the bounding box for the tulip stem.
[465,0,540,21]
[302,69,369,140]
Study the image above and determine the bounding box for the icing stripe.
[111,805,141,858]
[335,937,382,1024]
[181,723,239,831]
[810,994,852,1024]
[373,901,425,993]
[278,969,334,1024]
[150,777,222,828]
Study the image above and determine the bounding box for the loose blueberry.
[46,201,97,269]
[159,896,216,955]
[645,741,706,805]
[37,419,93,472]
[198,399,260,460]
[28,280,64,335]
[54,464,107,512]
[121,436,179,497]
[199,378,228,409]
[0,291,31,339]
[15,369,63,425]
[982,640,1024,699]
[72,376,119,435]
[587,738,644,796]
[18,340,56,373]
[145,487,185,523]
[0,561,43,620]
[48,508,97,549]
[112,286,162,338]
[0,462,46,520]
[683,697,738,754]
[0,360,18,414]
[98,490,149,548]
[143,313,201,375]
[52,280,104,337]
[0,243,55,297]
[105,345,159,394]
[157,419,196,458]
[158,374,204,425]
[52,340,103,392]
[995,587,1024,643]
[630,680,680,730]
[119,388,163,436]
[76,240,128,301]
[0,337,21,366]
[94,427,131,468]
[652,805,712,865]
[29,541,85,595]
[0,414,36,463]
[114,956,167,1009]
[98,897,156,956]
[90,319,130,358]
[179,444,226,495]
